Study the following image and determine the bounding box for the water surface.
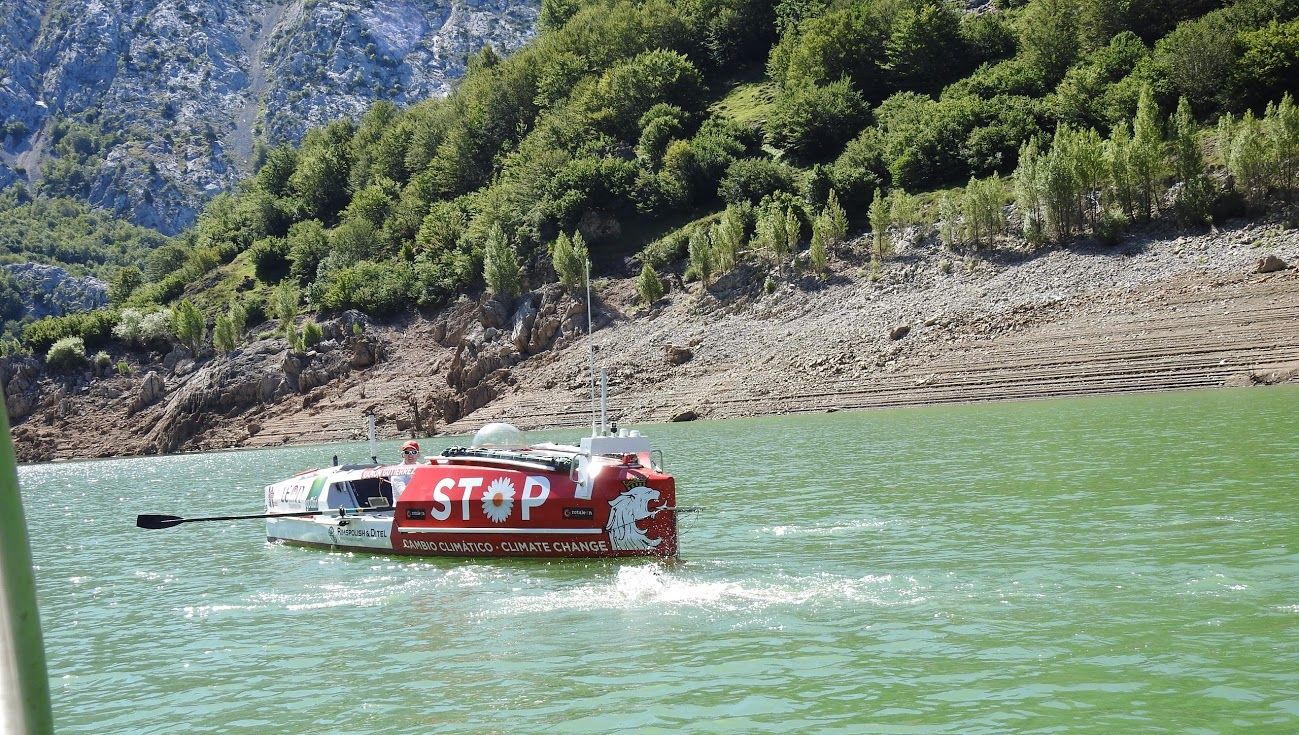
[20,387,1299,734]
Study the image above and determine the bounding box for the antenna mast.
[587,259,597,437]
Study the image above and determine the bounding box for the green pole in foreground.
[0,392,54,735]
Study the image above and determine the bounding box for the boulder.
[510,297,538,353]
[350,340,376,369]
[665,345,693,365]
[136,371,166,409]
[479,297,510,328]
[670,409,699,422]
[162,346,192,373]
[889,323,912,341]
[1257,255,1289,273]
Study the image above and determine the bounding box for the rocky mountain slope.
[0,0,538,234]
[6,220,1297,463]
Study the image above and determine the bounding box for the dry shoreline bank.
[9,219,1299,463]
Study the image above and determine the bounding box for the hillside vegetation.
[13,0,1299,366]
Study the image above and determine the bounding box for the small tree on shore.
[636,263,665,305]
[868,188,893,261]
[173,299,204,352]
[551,230,587,291]
[483,224,523,298]
[821,188,849,247]
[213,314,237,354]
[687,228,714,284]
[271,280,299,336]
[1170,96,1214,227]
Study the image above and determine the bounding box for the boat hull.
[264,458,678,559]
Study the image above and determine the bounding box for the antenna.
[366,412,377,464]
[587,259,597,438]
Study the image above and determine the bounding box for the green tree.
[1015,139,1047,245]
[213,314,236,354]
[1104,121,1139,220]
[821,188,849,246]
[868,187,892,260]
[172,299,204,352]
[687,228,714,283]
[271,279,300,335]
[1169,96,1214,226]
[108,266,143,304]
[962,175,1009,248]
[552,231,588,291]
[1019,0,1081,84]
[1129,85,1166,221]
[1267,93,1299,198]
[885,0,964,93]
[483,224,523,298]
[1226,111,1271,210]
[711,203,747,273]
[636,263,665,304]
[766,79,868,160]
[809,217,829,274]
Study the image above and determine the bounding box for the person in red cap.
[400,440,420,465]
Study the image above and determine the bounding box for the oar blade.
[136,514,185,530]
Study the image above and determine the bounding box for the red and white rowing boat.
[260,423,680,559]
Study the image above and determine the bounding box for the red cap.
[402,440,420,452]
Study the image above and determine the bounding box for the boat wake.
[761,518,896,537]
[493,565,926,616]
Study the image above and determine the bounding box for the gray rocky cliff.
[0,0,538,234]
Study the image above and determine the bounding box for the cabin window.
[324,479,393,510]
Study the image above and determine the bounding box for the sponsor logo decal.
[606,480,662,551]
[563,507,594,520]
[406,508,426,520]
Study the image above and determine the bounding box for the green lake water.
[18,387,1299,734]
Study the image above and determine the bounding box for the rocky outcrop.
[140,317,384,452]
[440,285,590,422]
[0,0,539,234]
[3,263,108,319]
[1,356,42,420]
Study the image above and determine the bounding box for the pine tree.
[783,208,801,265]
[1105,122,1139,221]
[213,314,236,354]
[822,189,849,246]
[1170,96,1214,226]
[869,188,892,261]
[1228,111,1271,210]
[172,299,205,353]
[711,205,745,273]
[551,231,586,291]
[1015,139,1047,246]
[1268,93,1299,198]
[271,279,299,336]
[1130,85,1166,221]
[636,263,664,305]
[687,228,714,284]
[809,217,829,275]
[483,224,523,298]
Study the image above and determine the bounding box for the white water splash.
[492,565,926,617]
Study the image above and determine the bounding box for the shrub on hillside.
[46,336,87,370]
[249,236,291,283]
[718,158,800,206]
[766,79,869,160]
[309,260,415,316]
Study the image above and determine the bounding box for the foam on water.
[491,564,927,617]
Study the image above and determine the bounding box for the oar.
[136,507,386,530]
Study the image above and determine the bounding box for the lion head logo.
[606,482,662,551]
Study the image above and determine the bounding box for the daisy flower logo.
[482,477,516,523]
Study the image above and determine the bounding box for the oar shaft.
[137,507,388,530]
